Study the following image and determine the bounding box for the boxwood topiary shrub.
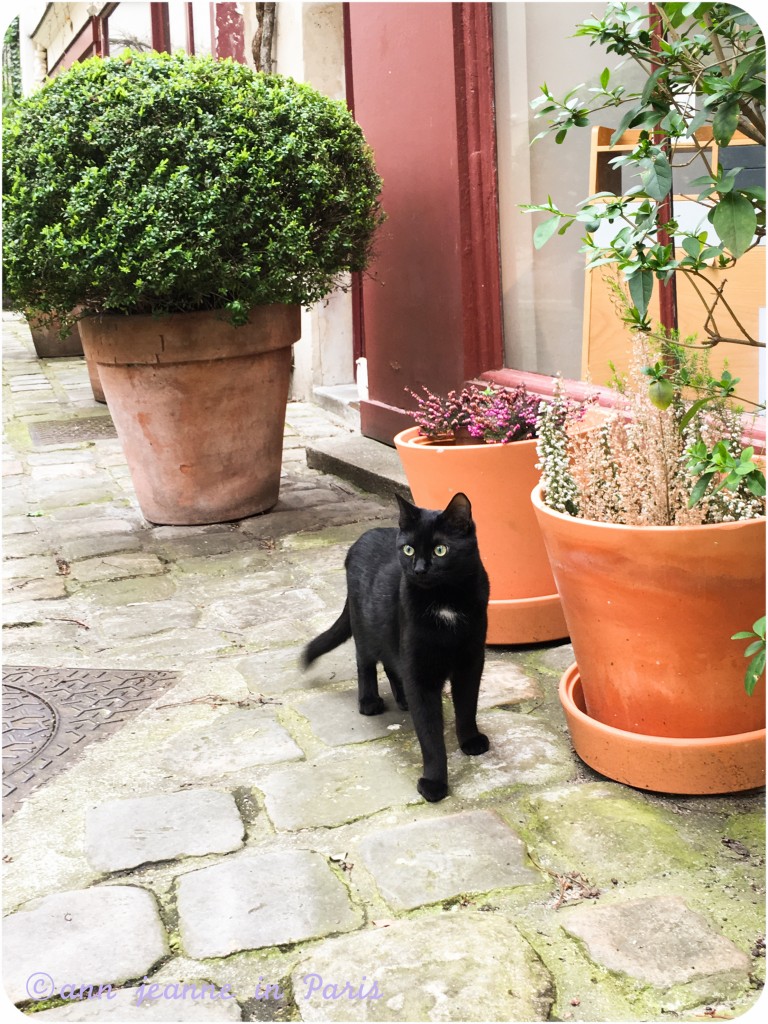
[2,50,384,326]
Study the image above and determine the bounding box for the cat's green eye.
[403,544,415,557]
[434,544,448,557]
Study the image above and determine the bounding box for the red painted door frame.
[345,2,504,445]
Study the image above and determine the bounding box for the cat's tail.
[301,599,352,669]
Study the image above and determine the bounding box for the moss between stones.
[514,783,705,885]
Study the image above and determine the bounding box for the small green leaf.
[639,153,673,201]
[688,472,715,507]
[627,269,654,319]
[745,649,765,697]
[641,66,666,104]
[712,98,741,147]
[679,397,710,433]
[746,473,767,497]
[681,236,701,259]
[711,192,757,258]
[533,215,562,249]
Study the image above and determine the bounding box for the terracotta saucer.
[559,663,766,795]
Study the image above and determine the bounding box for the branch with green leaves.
[732,616,766,696]
[523,1,765,350]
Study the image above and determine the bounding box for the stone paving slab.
[357,809,540,910]
[291,913,554,1022]
[85,789,245,872]
[30,985,243,1021]
[562,894,752,1009]
[295,689,412,745]
[477,660,541,708]
[78,574,178,607]
[447,712,574,798]
[520,783,702,883]
[176,848,362,958]
[237,646,357,695]
[259,747,420,830]
[3,576,68,601]
[3,885,169,1004]
[159,709,304,780]
[91,600,201,641]
[68,553,167,584]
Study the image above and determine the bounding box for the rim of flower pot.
[559,663,766,794]
[394,426,538,451]
[530,482,765,536]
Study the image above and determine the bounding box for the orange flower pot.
[394,427,567,644]
[79,306,300,525]
[531,484,766,793]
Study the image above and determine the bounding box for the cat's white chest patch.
[434,606,460,626]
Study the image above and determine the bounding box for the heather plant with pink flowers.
[405,383,539,445]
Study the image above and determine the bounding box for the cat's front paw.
[359,696,386,716]
[461,733,490,756]
[417,777,448,802]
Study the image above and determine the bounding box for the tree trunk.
[252,3,276,74]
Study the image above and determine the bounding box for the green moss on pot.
[2,50,384,326]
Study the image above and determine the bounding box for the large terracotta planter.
[531,484,766,793]
[79,330,106,404]
[79,306,301,525]
[27,315,83,358]
[394,427,567,644]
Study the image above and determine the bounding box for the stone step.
[305,434,411,503]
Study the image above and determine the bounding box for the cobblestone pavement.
[2,312,765,1022]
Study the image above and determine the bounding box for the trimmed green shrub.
[2,50,384,324]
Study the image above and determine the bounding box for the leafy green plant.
[686,439,766,506]
[638,353,765,508]
[521,2,765,351]
[732,616,766,695]
[2,50,384,327]
[2,18,21,115]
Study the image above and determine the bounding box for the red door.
[345,2,504,444]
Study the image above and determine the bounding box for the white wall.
[493,2,643,379]
[273,1,355,401]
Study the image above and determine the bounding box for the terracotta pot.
[79,330,106,404]
[531,484,765,792]
[394,427,567,644]
[559,665,764,794]
[79,306,301,525]
[27,315,83,358]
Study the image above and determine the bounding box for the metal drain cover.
[2,666,178,818]
[27,416,118,446]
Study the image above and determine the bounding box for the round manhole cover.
[2,685,57,775]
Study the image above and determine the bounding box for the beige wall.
[493,2,642,379]
[274,2,356,401]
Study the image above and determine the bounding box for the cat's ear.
[396,493,420,529]
[441,492,473,532]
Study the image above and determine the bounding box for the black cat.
[302,492,490,802]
